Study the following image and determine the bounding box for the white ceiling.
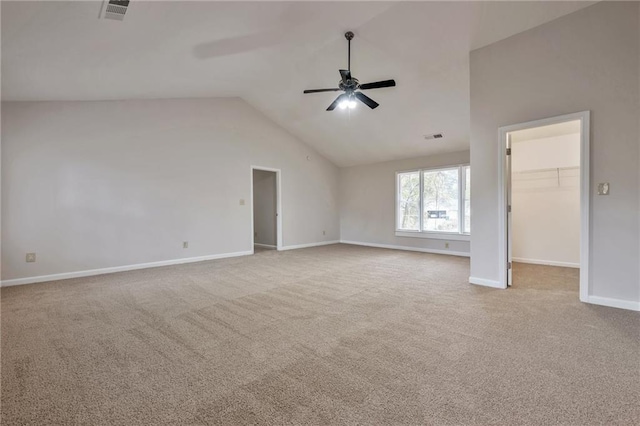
[1,1,595,166]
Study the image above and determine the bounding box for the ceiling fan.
[303,31,396,111]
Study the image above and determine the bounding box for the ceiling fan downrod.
[345,31,354,72]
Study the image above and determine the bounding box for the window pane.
[397,171,420,230]
[423,169,459,232]
[464,166,471,233]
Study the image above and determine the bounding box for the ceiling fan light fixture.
[339,99,357,110]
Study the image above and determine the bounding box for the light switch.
[597,183,610,195]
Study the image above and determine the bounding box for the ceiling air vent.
[103,0,130,21]
[424,133,444,140]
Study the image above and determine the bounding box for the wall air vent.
[424,133,444,140]
[103,0,130,21]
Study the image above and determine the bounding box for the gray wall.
[340,150,470,256]
[1,98,340,281]
[252,170,277,247]
[470,2,639,304]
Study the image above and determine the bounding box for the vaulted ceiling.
[1,1,595,166]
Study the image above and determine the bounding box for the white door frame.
[250,166,283,252]
[497,111,590,302]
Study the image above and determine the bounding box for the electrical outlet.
[183,241,188,249]
[239,199,245,205]
[26,253,36,263]
[445,242,450,249]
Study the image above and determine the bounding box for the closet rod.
[512,166,579,174]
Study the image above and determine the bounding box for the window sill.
[395,231,471,241]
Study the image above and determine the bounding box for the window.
[397,171,420,231]
[396,165,470,236]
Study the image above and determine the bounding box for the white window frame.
[395,164,470,241]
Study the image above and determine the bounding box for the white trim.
[396,163,471,175]
[280,240,340,251]
[506,131,512,287]
[254,243,276,250]
[469,276,503,288]
[586,296,640,312]
[512,257,580,269]
[498,111,590,298]
[251,166,283,251]
[395,231,470,241]
[1,250,253,287]
[578,113,590,303]
[459,165,465,234]
[340,240,469,257]
[419,167,424,232]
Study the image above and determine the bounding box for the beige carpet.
[1,244,638,425]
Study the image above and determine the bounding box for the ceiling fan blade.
[359,79,396,90]
[303,88,341,94]
[327,94,346,111]
[355,92,379,109]
[339,69,351,84]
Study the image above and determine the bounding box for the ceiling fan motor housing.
[338,78,359,92]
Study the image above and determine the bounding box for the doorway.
[251,166,282,252]
[498,112,590,301]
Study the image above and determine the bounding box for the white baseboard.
[513,257,580,268]
[279,240,340,251]
[254,243,276,249]
[586,296,640,311]
[468,276,504,289]
[340,240,470,258]
[1,250,253,287]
